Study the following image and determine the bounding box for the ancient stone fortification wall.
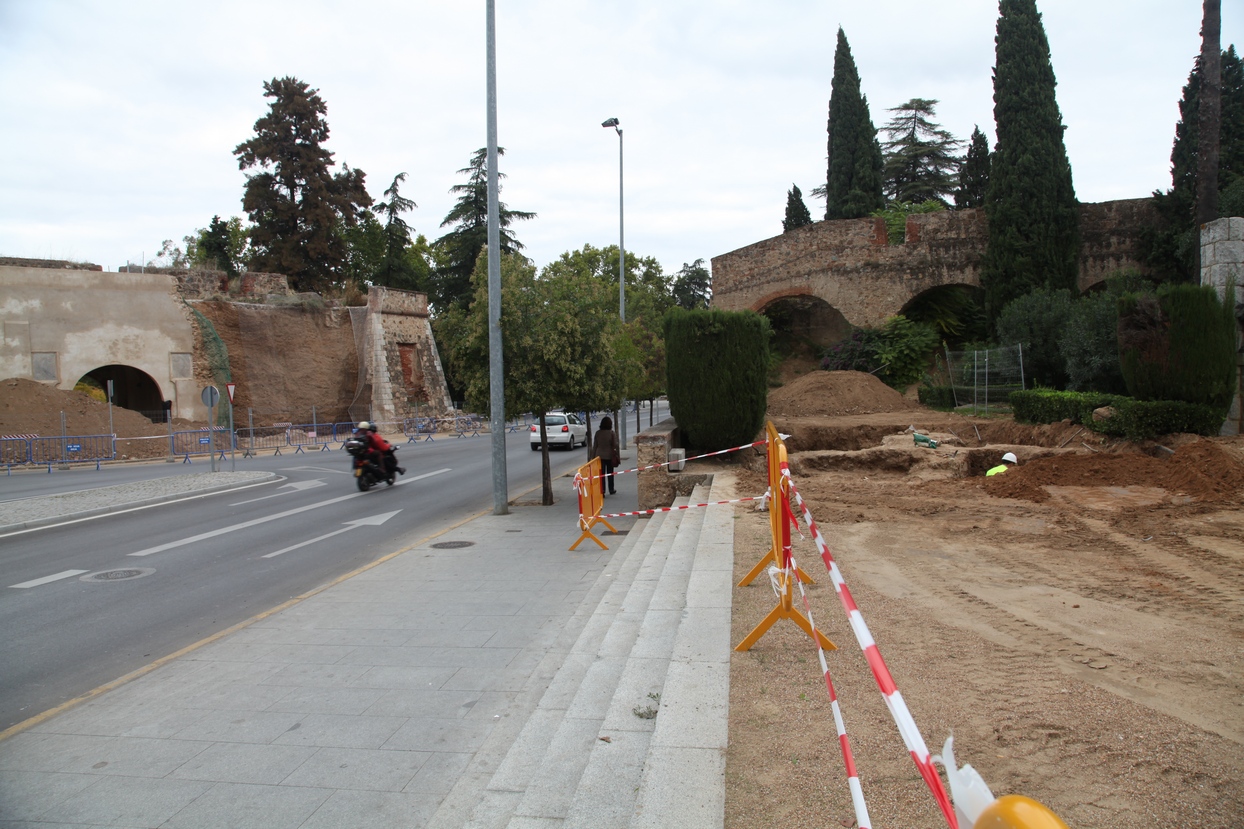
[172,269,292,300]
[0,257,102,271]
[366,287,453,421]
[711,198,1159,327]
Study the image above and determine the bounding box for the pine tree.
[820,28,884,220]
[879,98,962,205]
[234,77,372,292]
[372,173,422,291]
[981,0,1080,323]
[954,126,991,209]
[782,184,813,232]
[431,147,535,312]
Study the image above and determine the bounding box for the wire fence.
[943,343,1026,416]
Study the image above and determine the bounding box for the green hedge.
[1010,388,1227,440]
[918,385,956,410]
[665,308,770,452]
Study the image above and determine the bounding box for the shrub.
[1010,389,1122,425]
[1059,291,1127,394]
[918,385,956,410]
[996,287,1074,389]
[665,308,770,451]
[821,328,883,373]
[1119,282,1236,408]
[1010,388,1227,439]
[821,316,939,390]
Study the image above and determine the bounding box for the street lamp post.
[602,117,626,449]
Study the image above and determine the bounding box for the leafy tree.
[820,317,938,390]
[1146,46,1244,282]
[782,184,813,232]
[980,0,1080,323]
[995,287,1075,389]
[954,126,991,209]
[340,211,387,287]
[815,28,884,220]
[1058,280,1138,394]
[903,284,988,345]
[671,259,712,309]
[880,98,962,206]
[437,252,621,503]
[234,77,372,293]
[197,216,250,277]
[431,147,535,312]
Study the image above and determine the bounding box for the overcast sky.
[1,1,1239,277]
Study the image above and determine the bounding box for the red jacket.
[365,431,392,453]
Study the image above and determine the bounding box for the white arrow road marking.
[262,510,402,558]
[128,468,450,558]
[10,570,89,589]
[230,479,327,506]
[282,465,350,475]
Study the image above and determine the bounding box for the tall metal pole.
[486,0,509,514]
[618,126,626,451]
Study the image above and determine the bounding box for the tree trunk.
[539,412,553,505]
[1196,0,1222,234]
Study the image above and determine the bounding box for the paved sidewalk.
[0,464,686,828]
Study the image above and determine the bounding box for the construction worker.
[986,452,1018,477]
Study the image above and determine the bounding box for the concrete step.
[428,507,659,829]
[501,501,695,827]
[630,481,735,829]
[459,505,678,829]
[562,484,711,829]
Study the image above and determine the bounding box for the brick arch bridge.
[710,199,1157,343]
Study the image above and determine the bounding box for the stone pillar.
[1201,217,1244,435]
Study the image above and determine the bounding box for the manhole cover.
[431,541,475,549]
[81,568,154,583]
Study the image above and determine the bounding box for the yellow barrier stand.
[738,422,813,586]
[569,456,618,551]
[735,424,834,652]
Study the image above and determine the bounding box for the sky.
[1,1,1240,278]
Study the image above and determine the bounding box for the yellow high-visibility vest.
[985,464,1009,477]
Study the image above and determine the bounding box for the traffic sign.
[225,382,237,405]
[201,386,220,408]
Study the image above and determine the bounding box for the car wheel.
[531,443,540,452]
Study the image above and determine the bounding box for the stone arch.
[78,365,165,418]
[752,290,852,348]
[897,282,986,324]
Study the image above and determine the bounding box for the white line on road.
[262,510,402,558]
[128,468,450,557]
[282,465,350,475]
[10,570,89,589]
[230,479,327,506]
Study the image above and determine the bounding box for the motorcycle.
[344,436,398,491]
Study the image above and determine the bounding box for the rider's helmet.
[368,423,379,432]
[357,421,371,432]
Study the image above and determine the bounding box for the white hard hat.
[1002,452,1017,464]
[358,421,371,431]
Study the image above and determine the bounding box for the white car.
[529,412,587,450]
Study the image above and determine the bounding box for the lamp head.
[601,117,619,128]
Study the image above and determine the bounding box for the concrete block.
[1203,217,1231,245]
[630,745,726,829]
[1229,216,1244,240]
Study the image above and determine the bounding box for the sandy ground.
[718,373,1244,829]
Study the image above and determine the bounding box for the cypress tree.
[782,184,813,232]
[823,28,884,220]
[954,126,991,209]
[981,0,1080,322]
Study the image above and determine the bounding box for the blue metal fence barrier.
[1,437,32,470]
[236,426,288,457]
[30,435,116,470]
[288,423,334,453]
[454,415,483,438]
[172,428,231,462]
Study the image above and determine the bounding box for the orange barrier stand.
[737,422,813,587]
[569,456,618,551]
[735,423,834,652]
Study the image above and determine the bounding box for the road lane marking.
[128,468,450,557]
[10,570,89,589]
[230,479,326,506]
[262,510,402,558]
[282,465,349,475]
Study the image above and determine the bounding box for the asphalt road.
[0,426,623,731]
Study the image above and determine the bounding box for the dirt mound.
[767,370,915,418]
[983,439,1244,503]
[0,378,187,460]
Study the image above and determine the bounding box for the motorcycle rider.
[356,421,405,478]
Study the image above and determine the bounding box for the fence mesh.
[943,343,1026,414]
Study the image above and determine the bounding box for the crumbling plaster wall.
[0,264,199,418]
[711,198,1159,327]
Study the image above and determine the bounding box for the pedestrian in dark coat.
[591,416,619,495]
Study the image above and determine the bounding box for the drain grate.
[431,541,475,549]
[81,568,154,583]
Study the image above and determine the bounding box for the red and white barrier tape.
[583,438,768,483]
[782,463,958,829]
[579,496,763,522]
